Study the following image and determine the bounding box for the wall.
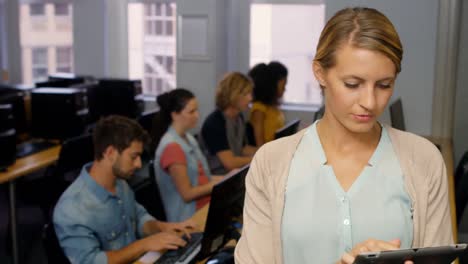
[325,0,439,136]
[176,0,243,129]
[453,0,468,165]
[73,0,107,77]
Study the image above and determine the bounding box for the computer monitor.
[48,73,94,84]
[197,164,250,259]
[390,98,406,131]
[274,119,301,140]
[31,88,89,140]
[93,79,144,119]
[35,79,72,88]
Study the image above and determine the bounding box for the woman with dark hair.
[249,61,288,146]
[153,88,223,222]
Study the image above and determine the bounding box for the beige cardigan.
[235,125,453,263]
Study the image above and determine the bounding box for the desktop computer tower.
[31,88,89,140]
[0,85,28,135]
[94,79,144,119]
[0,104,16,169]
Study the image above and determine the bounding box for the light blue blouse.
[282,122,413,263]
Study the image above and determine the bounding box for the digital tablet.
[353,244,468,264]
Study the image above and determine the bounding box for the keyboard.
[16,140,58,158]
[155,232,203,264]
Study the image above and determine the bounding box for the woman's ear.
[312,61,326,88]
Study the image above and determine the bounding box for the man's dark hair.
[93,115,150,160]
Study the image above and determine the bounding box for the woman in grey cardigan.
[235,7,452,264]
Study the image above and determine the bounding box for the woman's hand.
[337,239,413,264]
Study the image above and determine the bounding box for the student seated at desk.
[201,72,257,174]
[53,115,195,264]
[153,88,224,222]
[248,61,287,146]
[235,7,452,264]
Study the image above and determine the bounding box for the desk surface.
[0,145,61,184]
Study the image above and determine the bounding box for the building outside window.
[250,3,325,107]
[54,3,69,16]
[19,0,73,84]
[31,47,48,81]
[56,46,73,73]
[29,3,45,16]
[128,1,176,95]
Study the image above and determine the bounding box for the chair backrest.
[456,168,468,225]
[390,98,406,131]
[455,151,468,188]
[313,105,325,122]
[42,223,70,264]
[131,160,167,221]
[56,133,94,179]
[137,109,158,134]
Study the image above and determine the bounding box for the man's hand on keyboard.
[158,219,197,239]
[143,232,187,251]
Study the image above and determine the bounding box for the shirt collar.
[309,121,387,167]
[80,162,121,202]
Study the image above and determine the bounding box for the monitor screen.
[390,98,406,131]
[274,119,300,139]
[198,164,250,259]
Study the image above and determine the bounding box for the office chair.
[19,133,94,221]
[313,106,325,122]
[456,168,468,225]
[130,159,167,221]
[455,151,468,188]
[137,109,158,135]
[42,223,70,264]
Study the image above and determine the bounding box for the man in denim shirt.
[54,115,195,264]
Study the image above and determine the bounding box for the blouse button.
[343,219,350,225]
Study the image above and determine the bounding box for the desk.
[0,145,61,264]
[426,137,457,243]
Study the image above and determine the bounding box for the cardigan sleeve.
[235,146,275,263]
[423,147,454,246]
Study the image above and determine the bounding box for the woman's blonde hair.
[215,72,253,110]
[314,7,403,73]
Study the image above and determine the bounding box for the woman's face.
[172,98,199,130]
[236,89,253,112]
[313,44,396,133]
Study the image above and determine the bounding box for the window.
[20,1,74,84]
[128,2,177,95]
[144,3,175,36]
[56,46,73,73]
[54,3,69,16]
[250,4,325,106]
[29,3,45,16]
[32,47,48,81]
